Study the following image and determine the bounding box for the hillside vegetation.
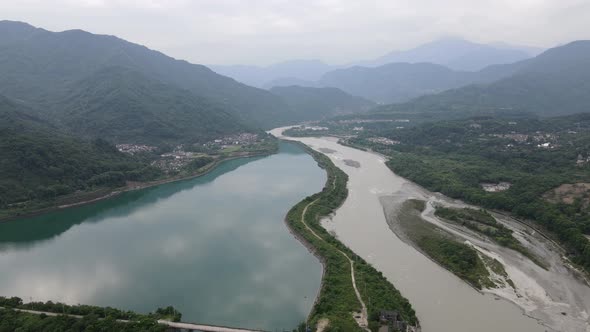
[270,86,375,121]
[0,96,161,214]
[345,114,590,273]
[56,66,248,144]
[0,20,293,135]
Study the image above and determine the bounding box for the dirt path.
[299,188,370,332]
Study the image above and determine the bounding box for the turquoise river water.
[0,142,324,330]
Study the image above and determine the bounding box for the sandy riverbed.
[271,127,590,332]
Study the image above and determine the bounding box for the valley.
[1,7,590,331]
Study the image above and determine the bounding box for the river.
[0,142,324,331]
[270,128,556,332]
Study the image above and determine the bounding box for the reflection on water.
[0,155,264,250]
[0,142,324,330]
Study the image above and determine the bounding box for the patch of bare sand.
[418,197,590,332]
[315,318,329,332]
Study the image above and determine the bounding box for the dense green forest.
[0,98,162,215]
[0,20,295,131]
[55,66,250,144]
[348,113,590,273]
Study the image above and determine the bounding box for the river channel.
[271,128,554,332]
[0,142,324,331]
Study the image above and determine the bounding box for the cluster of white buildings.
[205,133,260,147]
[367,137,400,146]
[116,144,157,155]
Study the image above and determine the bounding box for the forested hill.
[0,95,158,209]
[270,86,375,121]
[0,20,293,133]
[375,40,590,117]
[54,66,249,144]
[317,62,519,104]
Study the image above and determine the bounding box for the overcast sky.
[1,0,589,66]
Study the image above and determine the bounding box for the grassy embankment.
[287,145,416,331]
[0,296,179,331]
[434,206,548,269]
[397,199,514,290]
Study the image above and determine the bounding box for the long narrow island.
[281,139,419,331]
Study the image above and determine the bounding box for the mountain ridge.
[373,40,590,117]
[0,20,293,132]
[357,37,536,71]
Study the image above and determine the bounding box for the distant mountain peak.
[0,20,36,29]
[360,37,534,71]
[0,20,45,43]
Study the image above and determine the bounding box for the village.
[116,133,270,174]
[367,137,400,146]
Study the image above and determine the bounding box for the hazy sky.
[1,0,589,65]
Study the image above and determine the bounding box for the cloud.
[1,0,589,65]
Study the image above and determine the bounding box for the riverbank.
[0,142,323,330]
[274,128,549,332]
[377,178,590,331]
[388,199,497,290]
[417,196,590,332]
[0,150,274,222]
[285,127,590,331]
[279,140,418,331]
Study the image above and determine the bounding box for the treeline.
[0,296,180,331]
[0,310,167,332]
[0,129,162,211]
[286,144,417,331]
[0,297,181,322]
[0,98,165,215]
